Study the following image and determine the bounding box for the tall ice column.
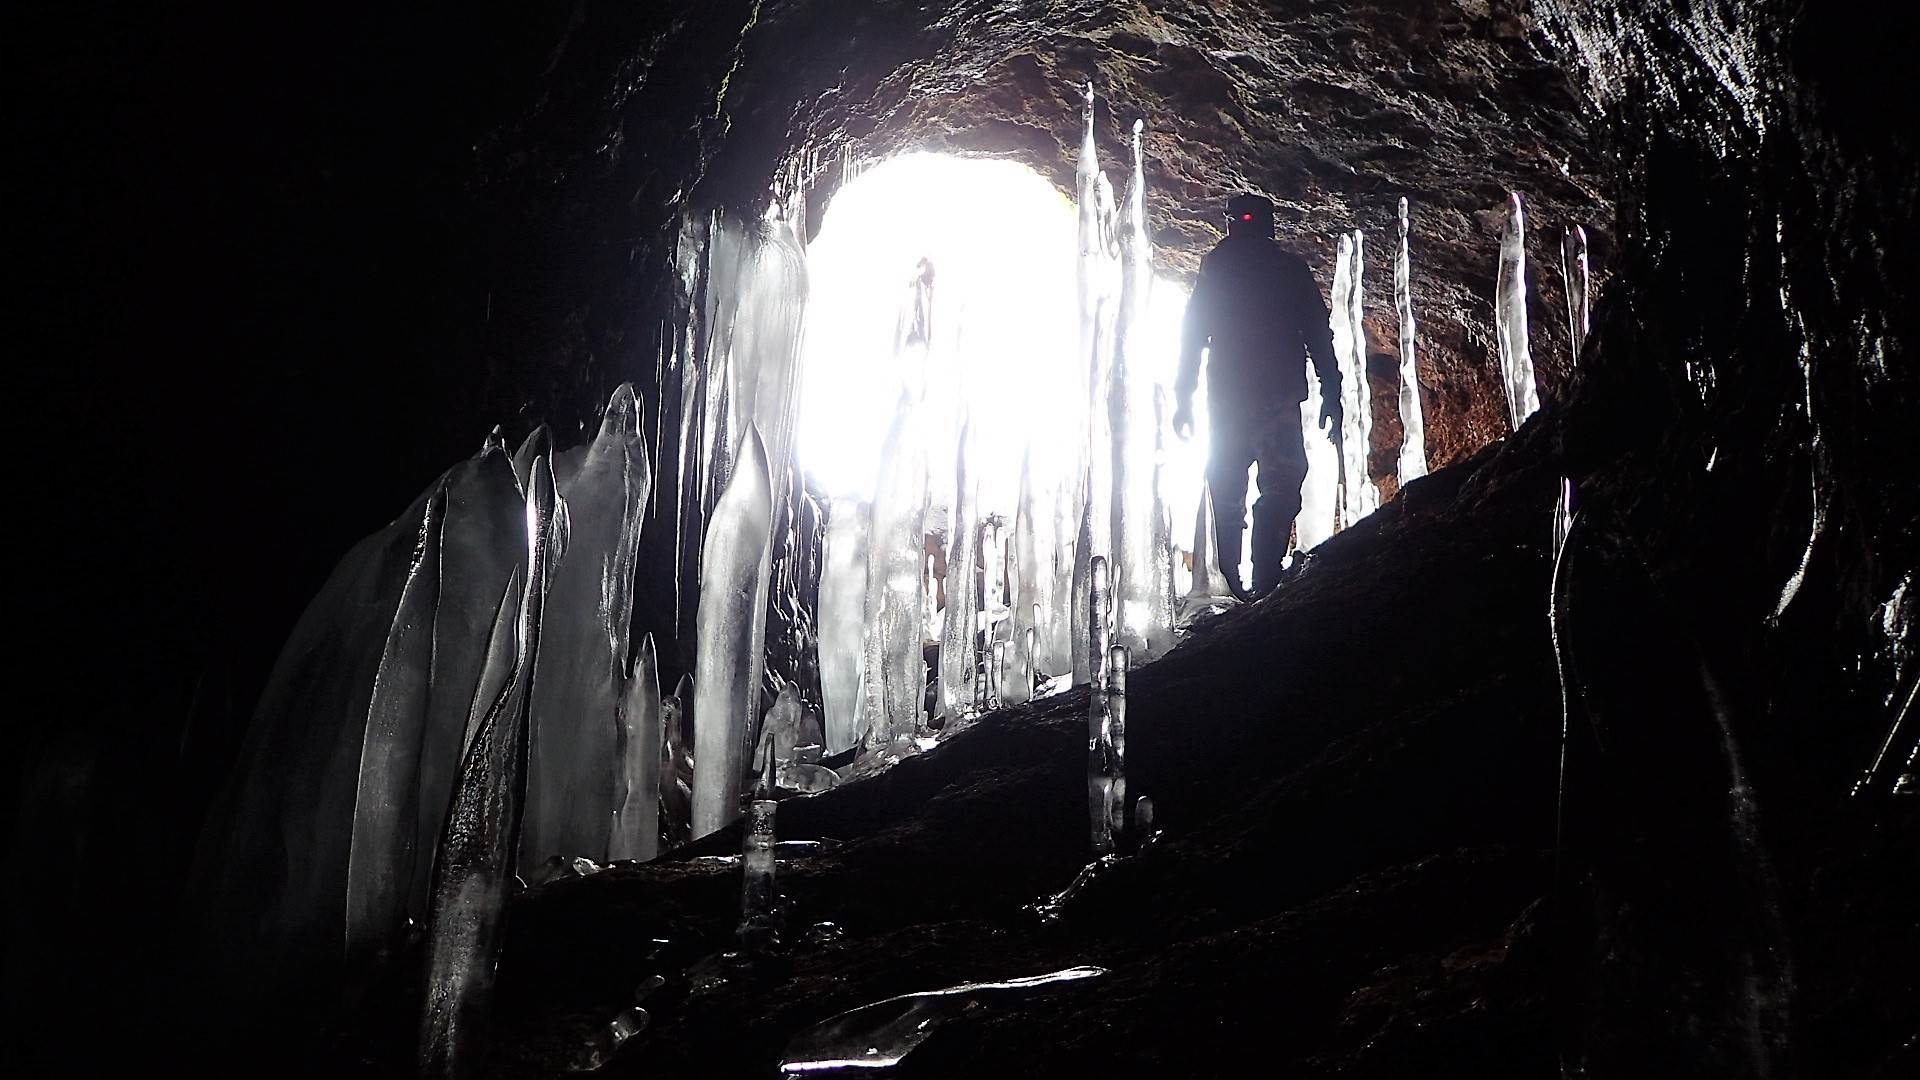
[691,427,774,838]
[1394,198,1428,484]
[1496,192,1540,430]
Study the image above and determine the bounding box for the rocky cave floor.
[312,417,1914,1079]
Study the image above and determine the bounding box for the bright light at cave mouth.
[796,152,1194,518]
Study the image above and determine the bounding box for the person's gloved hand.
[1319,398,1343,440]
[1172,399,1194,440]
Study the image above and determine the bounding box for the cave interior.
[11,0,1916,1076]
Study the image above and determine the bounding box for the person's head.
[1226,193,1276,239]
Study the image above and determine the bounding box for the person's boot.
[1248,498,1298,598]
[1213,505,1250,601]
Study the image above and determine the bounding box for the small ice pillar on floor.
[1496,192,1540,430]
[1098,641,1121,853]
[1181,484,1238,621]
[737,749,781,955]
[607,633,662,863]
[1088,643,1130,856]
[1086,557,1120,853]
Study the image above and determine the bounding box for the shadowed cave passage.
[11,1,1917,1076]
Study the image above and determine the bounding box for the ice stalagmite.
[1070,486,1095,685]
[1394,198,1428,484]
[184,472,448,1023]
[1296,359,1341,550]
[412,440,527,914]
[727,216,810,507]
[1110,117,1160,659]
[1561,224,1591,368]
[419,451,560,1080]
[754,684,830,791]
[607,633,662,863]
[522,383,651,872]
[1086,559,1117,854]
[1012,449,1061,681]
[817,495,869,756]
[863,394,927,754]
[1094,644,1131,854]
[939,420,980,724]
[510,424,552,492]
[737,751,782,954]
[1181,485,1238,622]
[1495,192,1540,430]
[660,674,694,849]
[1147,387,1178,658]
[692,427,774,838]
[1331,231,1379,527]
[1044,467,1078,677]
[1074,83,1122,688]
[1552,478,1577,559]
[344,487,445,975]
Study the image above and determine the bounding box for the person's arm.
[1173,259,1214,436]
[1289,256,1342,436]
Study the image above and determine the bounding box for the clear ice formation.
[412,441,530,912]
[725,215,810,509]
[607,633,662,863]
[778,967,1108,1075]
[1496,192,1541,430]
[1331,230,1380,528]
[864,392,927,754]
[510,423,553,492]
[1394,198,1429,484]
[816,495,870,755]
[1072,83,1122,689]
[419,453,561,1080]
[1045,464,1081,677]
[565,1007,649,1073]
[344,486,446,975]
[1070,487,1096,684]
[753,683,825,791]
[1181,485,1238,621]
[1147,387,1179,658]
[1295,359,1341,551]
[1110,117,1162,660]
[1010,450,1053,680]
[737,754,782,954]
[191,441,519,1013]
[523,384,651,872]
[1552,478,1577,560]
[1086,557,1120,854]
[660,674,694,849]
[1089,643,1130,855]
[692,426,774,839]
[939,420,981,723]
[1561,224,1591,368]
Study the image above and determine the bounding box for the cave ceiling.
[731,0,1615,469]
[476,0,1616,479]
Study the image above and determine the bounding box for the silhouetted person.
[1174,193,1341,597]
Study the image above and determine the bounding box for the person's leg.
[1249,410,1309,594]
[1206,421,1256,598]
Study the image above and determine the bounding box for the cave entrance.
[794,152,1202,577]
